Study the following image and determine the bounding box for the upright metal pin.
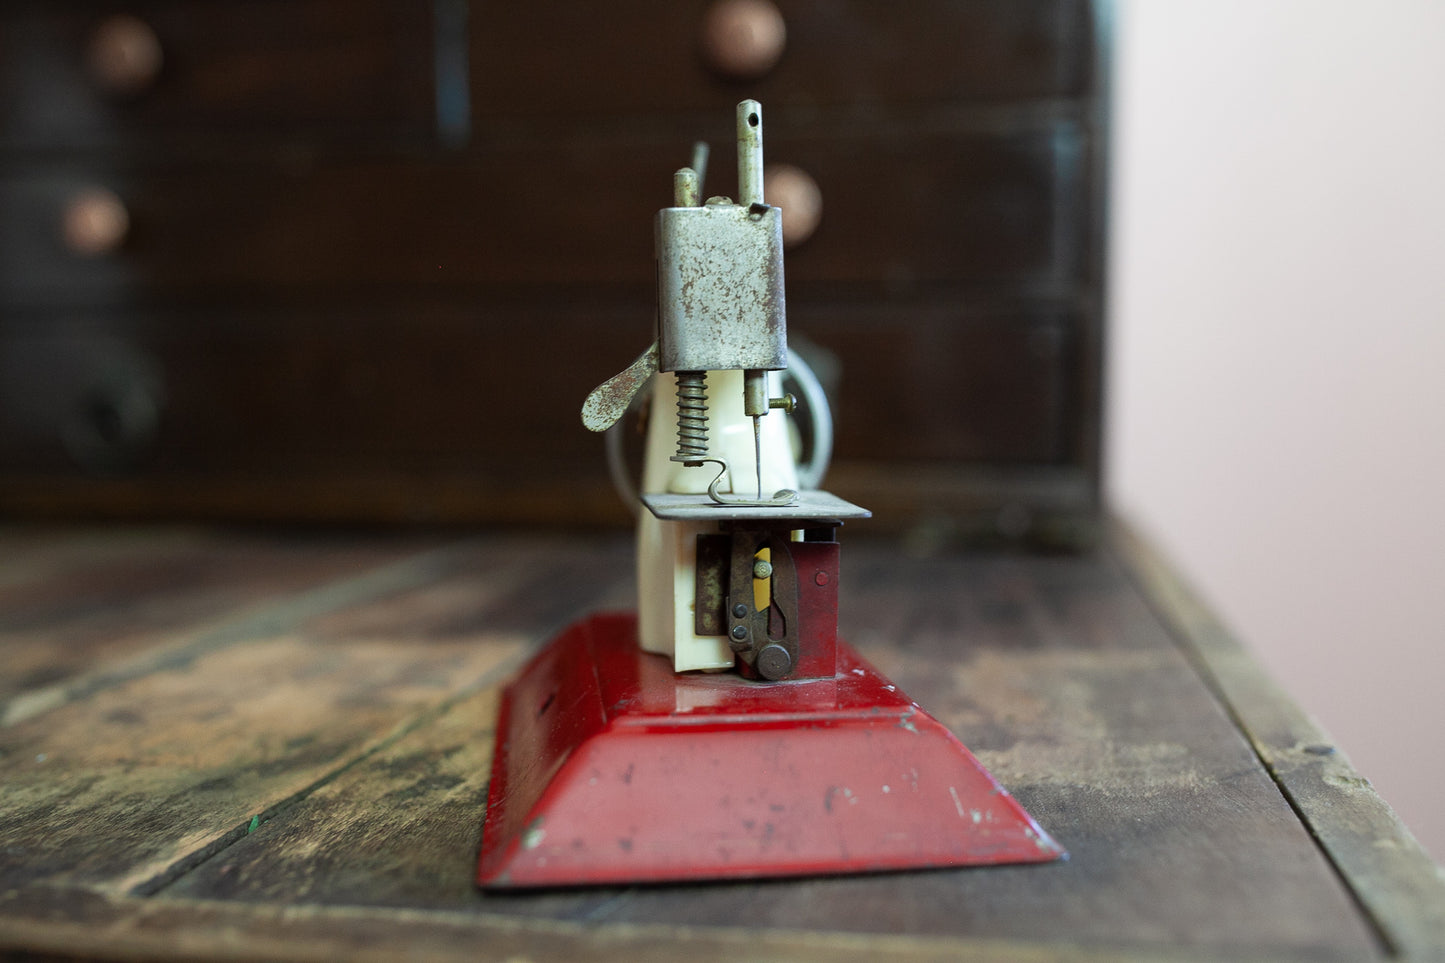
[737,100,764,207]
[673,167,700,208]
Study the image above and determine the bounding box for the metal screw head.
[732,603,749,618]
[768,392,797,413]
[756,644,792,680]
[753,559,773,579]
[731,624,749,641]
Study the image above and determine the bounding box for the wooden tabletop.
[1,523,1440,962]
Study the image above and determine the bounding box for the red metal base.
[477,613,1063,888]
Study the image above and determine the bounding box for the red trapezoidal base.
[477,613,1063,888]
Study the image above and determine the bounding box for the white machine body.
[636,369,797,671]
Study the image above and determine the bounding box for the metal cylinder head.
[737,100,764,206]
[674,167,700,208]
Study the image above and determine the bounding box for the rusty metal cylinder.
[743,370,768,417]
[737,100,764,206]
[674,168,700,208]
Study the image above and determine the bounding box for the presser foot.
[671,456,798,508]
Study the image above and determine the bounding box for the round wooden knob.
[701,0,786,80]
[62,187,130,256]
[85,15,163,97]
[765,164,821,247]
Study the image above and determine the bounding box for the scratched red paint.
[477,613,1064,888]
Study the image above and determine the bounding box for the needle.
[753,414,762,500]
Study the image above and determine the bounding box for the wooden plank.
[0,296,1097,533]
[0,527,212,588]
[0,528,439,706]
[823,463,1097,548]
[0,537,630,897]
[471,0,1090,119]
[0,463,1100,541]
[0,537,477,727]
[0,470,638,530]
[159,542,1379,959]
[0,630,519,898]
[1111,520,1445,960]
[0,0,435,152]
[0,886,1276,963]
[0,300,1079,470]
[159,683,506,908]
[0,128,1074,306]
[814,302,1077,462]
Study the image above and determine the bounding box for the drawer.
[0,124,1079,304]
[0,302,656,477]
[798,300,1080,464]
[0,0,435,150]
[0,299,1077,480]
[471,0,1090,121]
[781,123,1084,293]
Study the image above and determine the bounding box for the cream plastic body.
[636,368,798,671]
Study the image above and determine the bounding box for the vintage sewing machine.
[476,101,1062,887]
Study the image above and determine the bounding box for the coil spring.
[672,371,709,463]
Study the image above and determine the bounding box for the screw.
[731,624,749,641]
[733,603,748,618]
[814,571,829,586]
[753,559,773,579]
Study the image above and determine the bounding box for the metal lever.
[580,341,659,433]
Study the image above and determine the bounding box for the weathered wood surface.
[0,530,441,712]
[0,525,1440,962]
[1111,524,1445,960]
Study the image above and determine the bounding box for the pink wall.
[1109,0,1445,861]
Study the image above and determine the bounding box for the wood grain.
[0,295,1093,537]
[1,527,1437,960]
[0,0,435,151]
[0,887,1279,963]
[0,298,1078,467]
[0,535,629,899]
[0,1,1106,531]
[1112,522,1445,959]
[0,128,1074,305]
[471,0,1090,120]
[148,539,1380,958]
[0,529,438,706]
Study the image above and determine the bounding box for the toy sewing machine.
[477,101,1062,887]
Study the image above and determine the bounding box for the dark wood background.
[0,0,1109,543]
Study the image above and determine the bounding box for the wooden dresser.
[1,0,1106,543]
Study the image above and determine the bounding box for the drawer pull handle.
[766,164,821,247]
[701,0,786,80]
[86,14,163,97]
[62,187,130,256]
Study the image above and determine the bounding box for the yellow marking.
[752,546,771,611]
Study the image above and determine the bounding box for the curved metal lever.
[701,457,797,507]
[581,341,659,433]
